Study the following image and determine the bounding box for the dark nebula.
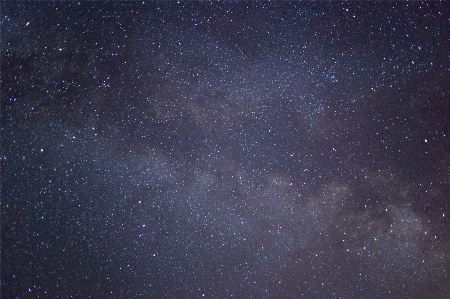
[2,2,450,298]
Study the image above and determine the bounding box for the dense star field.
[2,2,450,298]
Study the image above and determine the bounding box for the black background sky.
[2,2,450,298]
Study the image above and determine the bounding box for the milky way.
[2,2,450,298]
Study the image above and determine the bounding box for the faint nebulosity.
[2,2,450,298]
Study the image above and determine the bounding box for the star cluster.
[2,2,450,298]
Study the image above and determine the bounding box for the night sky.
[2,2,450,298]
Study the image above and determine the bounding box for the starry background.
[2,2,450,298]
